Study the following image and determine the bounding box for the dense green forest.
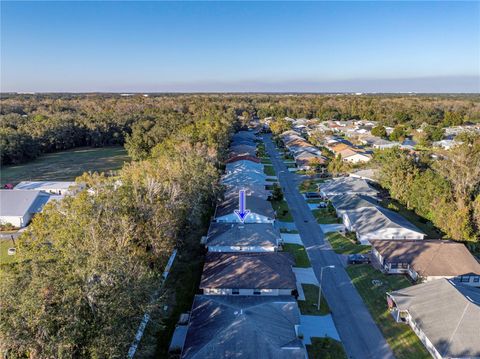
[0,97,235,358]
[1,94,479,165]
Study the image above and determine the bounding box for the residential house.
[181,296,306,358]
[200,252,296,296]
[329,194,379,217]
[203,222,281,252]
[225,155,261,164]
[224,184,271,200]
[214,193,275,223]
[432,139,460,150]
[387,279,480,359]
[225,160,264,175]
[0,190,49,228]
[360,136,400,149]
[342,206,425,244]
[349,169,379,183]
[319,177,379,197]
[371,240,480,286]
[229,144,257,158]
[221,171,267,188]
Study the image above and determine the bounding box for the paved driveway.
[319,223,346,233]
[301,314,341,344]
[265,135,394,359]
[274,221,297,230]
[280,233,303,244]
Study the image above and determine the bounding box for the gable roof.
[206,222,280,248]
[0,190,41,217]
[330,194,378,211]
[215,193,275,219]
[389,279,480,358]
[346,206,424,237]
[224,184,271,200]
[320,177,378,196]
[181,295,306,359]
[229,145,257,157]
[370,240,480,277]
[225,155,261,164]
[221,172,267,187]
[200,252,296,289]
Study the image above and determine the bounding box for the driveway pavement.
[280,233,303,244]
[265,135,394,359]
[301,314,341,344]
[274,221,297,230]
[319,223,346,233]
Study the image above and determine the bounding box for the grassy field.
[0,240,17,265]
[346,265,430,359]
[326,232,371,254]
[283,243,310,267]
[306,338,347,359]
[1,146,130,185]
[298,284,330,316]
[271,199,293,222]
[263,165,276,176]
[299,179,324,193]
[381,198,444,239]
[312,209,342,224]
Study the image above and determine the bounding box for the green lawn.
[346,265,430,359]
[0,239,17,265]
[326,232,371,254]
[271,199,293,222]
[282,243,310,267]
[381,198,443,239]
[286,163,296,168]
[1,146,130,185]
[306,198,322,204]
[298,284,330,315]
[260,158,272,164]
[263,165,276,176]
[299,179,324,193]
[306,338,347,359]
[312,209,342,224]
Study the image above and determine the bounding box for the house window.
[232,288,240,295]
[460,276,471,283]
[253,289,261,295]
[473,277,480,283]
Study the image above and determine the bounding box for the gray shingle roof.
[206,222,280,248]
[389,279,480,358]
[200,252,296,290]
[215,193,275,219]
[370,240,480,277]
[320,177,378,196]
[181,295,306,359]
[347,206,424,236]
[330,194,379,211]
[0,190,41,217]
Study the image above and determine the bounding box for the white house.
[0,190,49,228]
[319,177,379,197]
[225,160,264,174]
[214,193,275,224]
[14,181,85,195]
[203,222,281,252]
[342,206,425,244]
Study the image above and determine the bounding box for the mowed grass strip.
[306,338,347,359]
[0,240,17,265]
[282,243,310,267]
[346,264,430,359]
[326,232,371,254]
[271,199,293,222]
[263,165,276,176]
[312,209,342,224]
[1,146,130,185]
[298,284,330,316]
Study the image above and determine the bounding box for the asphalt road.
[264,135,394,359]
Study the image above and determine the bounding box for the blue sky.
[1,1,479,92]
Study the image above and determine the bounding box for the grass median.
[326,232,370,254]
[298,284,330,315]
[306,338,347,359]
[282,243,310,267]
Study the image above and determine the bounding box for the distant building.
[0,190,49,228]
[14,181,84,195]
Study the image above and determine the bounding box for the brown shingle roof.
[200,252,296,290]
[371,240,480,277]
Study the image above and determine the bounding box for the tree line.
[0,102,236,358]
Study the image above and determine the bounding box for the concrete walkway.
[280,233,303,244]
[275,221,297,230]
[301,315,341,345]
[319,223,345,233]
[307,203,319,210]
[294,267,318,300]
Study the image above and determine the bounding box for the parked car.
[305,192,320,198]
[347,254,370,264]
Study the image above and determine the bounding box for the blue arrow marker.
[234,189,251,223]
